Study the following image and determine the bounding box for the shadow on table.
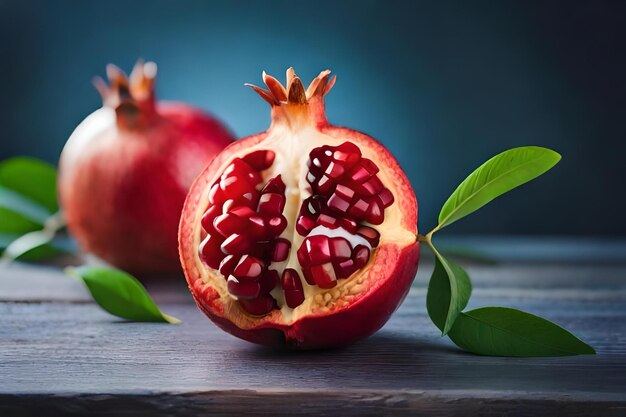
[238,331,460,377]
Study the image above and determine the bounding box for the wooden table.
[1,237,625,416]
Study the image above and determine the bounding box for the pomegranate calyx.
[245,68,337,129]
[93,59,158,129]
[245,67,335,106]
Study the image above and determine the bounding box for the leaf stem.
[420,235,442,262]
[417,233,438,255]
[42,211,66,236]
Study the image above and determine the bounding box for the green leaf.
[448,307,595,357]
[0,157,59,214]
[1,230,59,262]
[0,207,42,234]
[0,233,22,250]
[0,186,51,224]
[436,147,561,231]
[426,245,472,335]
[66,266,180,324]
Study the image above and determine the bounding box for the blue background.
[1,0,624,236]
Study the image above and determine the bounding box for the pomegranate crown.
[245,67,336,106]
[93,59,157,111]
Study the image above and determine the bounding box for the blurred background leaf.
[0,157,73,263]
[1,229,73,262]
[0,157,59,214]
[0,207,42,234]
[0,187,52,225]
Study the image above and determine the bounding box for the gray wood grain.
[1,239,625,416]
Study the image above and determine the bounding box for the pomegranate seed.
[357,176,384,196]
[310,263,337,289]
[219,254,238,277]
[242,150,275,171]
[208,183,226,204]
[220,159,241,178]
[232,254,265,280]
[244,169,262,186]
[222,199,236,214]
[221,233,251,255]
[296,215,316,236]
[213,213,244,237]
[340,217,358,234]
[309,162,321,172]
[365,198,384,225]
[353,245,370,268]
[297,244,311,267]
[199,234,223,269]
[348,198,369,219]
[324,161,345,179]
[221,158,261,186]
[311,156,322,168]
[249,240,270,259]
[334,184,356,201]
[281,268,301,291]
[248,215,267,240]
[301,267,316,285]
[315,146,334,164]
[332,142,361,167]
[261,175,286,194]
[271,238,291,262]
[316,175,334,194]
[240,191,258,207]
[266,215,287,236]
[329,237,352,260]
[349,158,379,183]
[327,193,351,213]
[220,176,255,200]
[303,235,332,265]
[282,268,305,308]
[227,276,260,299]
[317,213,339,229]
[258,193,286,215]
[308,196,326,215]
[224,192,258,210]
[201,205,220,233]
[259,269,279,293]
[357,226,380,247]
[377,188,395,208]
[334,258,357,278]
[239,294,275,315]
[229,206,256,217]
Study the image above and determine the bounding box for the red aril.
[179,68,419,348]
[58,61,234,277]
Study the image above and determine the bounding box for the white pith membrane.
[190,70,415,326]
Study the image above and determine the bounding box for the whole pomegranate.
[59,61,234,276]
[179,68,419,348]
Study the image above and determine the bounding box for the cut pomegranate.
[179,68,419,349]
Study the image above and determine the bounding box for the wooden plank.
[1,391,625,417]
[1,298,624,395]
[1,238,625,415]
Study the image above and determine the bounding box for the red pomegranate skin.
[59,62,234,277]
[179,69,419,348]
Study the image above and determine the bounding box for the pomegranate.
[179,68,419,348]
[59,61,234,276]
